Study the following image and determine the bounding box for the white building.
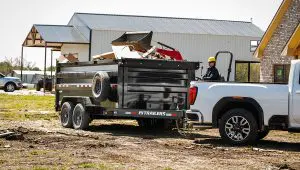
[8,70,54,84]
[23,13,263,81]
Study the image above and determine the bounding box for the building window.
[235,61,260,83]
[250,40,260,52]
[274,64,290,83]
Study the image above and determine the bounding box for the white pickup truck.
[188,60,300,145]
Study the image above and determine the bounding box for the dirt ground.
[0,94,300,170]
[0,119,300,170]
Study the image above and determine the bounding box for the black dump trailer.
[55,58,199,130]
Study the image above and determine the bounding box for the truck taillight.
[189,86,198,105]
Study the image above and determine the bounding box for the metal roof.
[23,25,89,47]
[74,13,264,37]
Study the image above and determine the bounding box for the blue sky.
[0,0,283,69]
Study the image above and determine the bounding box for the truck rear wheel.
[92,72,110,102]
[72,103,90,130]
[219,108,258,145]
[60,102,74,128]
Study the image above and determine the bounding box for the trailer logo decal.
[131,112,138,115]
[166,113,177,117]
[138,111,167,116]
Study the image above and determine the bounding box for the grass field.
[0,94,57,120]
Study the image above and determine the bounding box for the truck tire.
[60,102,74,128]
[4,82,16,92]
[219,108,258,145]
[92,72,110,102]
[72,103,90,130]
[257,129,269,140]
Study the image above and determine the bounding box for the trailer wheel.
[60,102,74,128]
[219,108,258,145]
[72,103,90,130]
[92,72,110,102]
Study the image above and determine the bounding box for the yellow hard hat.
[208,56,216,62]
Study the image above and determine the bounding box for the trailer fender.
[61,96,93,109]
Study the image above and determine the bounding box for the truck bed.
[190,81,289,125]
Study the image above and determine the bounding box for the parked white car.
[188,60,300,145]
[0,73,23,92]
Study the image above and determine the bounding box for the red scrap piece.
[156,48,184,61]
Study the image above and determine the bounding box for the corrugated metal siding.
[91,30,124,57]
[91,30,260,81]
[75,13,264,37]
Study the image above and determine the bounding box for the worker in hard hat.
[203,56,220,81]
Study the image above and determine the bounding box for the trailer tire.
[92,72,110,102]
[72,103,90,130]
[60,102,74,128]
[219,108,258,145]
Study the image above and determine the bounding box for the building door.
[291,65,300,124]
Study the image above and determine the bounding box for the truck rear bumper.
[186,110,203,123]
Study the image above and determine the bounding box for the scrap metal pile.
[93,31,184,61]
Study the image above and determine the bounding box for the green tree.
[0,57,40,75]
[0,61,13,75]
[31,67,41,71]
[46,66,56,72]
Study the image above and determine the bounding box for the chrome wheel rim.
[73,109,82,126]
[94,77,102,95]
[225,116,250,141]
[7,84,15,92]
[61,107,69,125]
